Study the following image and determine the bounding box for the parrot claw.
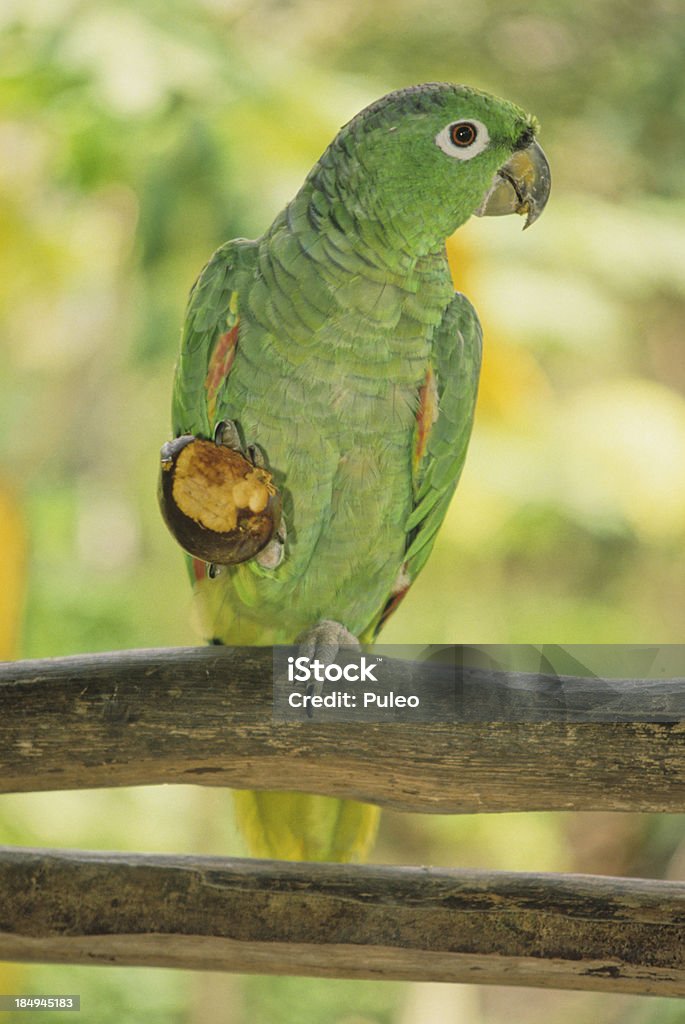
[246,443,267,469]
[214,420,267,469]
[207,562,223,579]
[304,680,325,705]
[214,419,243,451]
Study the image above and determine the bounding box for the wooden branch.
[1,647,684,812]
[1,847,683,996]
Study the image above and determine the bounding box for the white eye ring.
[435,119,490,161]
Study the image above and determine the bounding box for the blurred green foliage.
[1,0,684,1021]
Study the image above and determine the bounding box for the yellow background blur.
[1,0,684,1021]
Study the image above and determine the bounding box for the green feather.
[170,83,540,861]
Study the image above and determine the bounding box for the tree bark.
[0,847,683,996]
[1,647,683,812]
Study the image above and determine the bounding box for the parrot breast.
[194,189,456,645]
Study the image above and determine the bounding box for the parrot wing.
[172,239,253,439]
[367,291,482,638]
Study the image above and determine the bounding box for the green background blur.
[1,0,684,1021]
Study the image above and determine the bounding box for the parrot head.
[318,82,550,250]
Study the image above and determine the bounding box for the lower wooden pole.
[1,847,683,996]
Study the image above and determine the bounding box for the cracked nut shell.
[159,435,281,565]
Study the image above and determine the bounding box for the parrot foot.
[214,420,267,469]
[159,425,281,568]
[274,620,359,715]
[296,619,360,666]
[294,620,360,710]
[213,419,242,450]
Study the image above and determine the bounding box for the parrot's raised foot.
[158,429,281,566]
[213,418,242,450]
[215,419,267,468]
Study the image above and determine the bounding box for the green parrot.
[164,82,550,862]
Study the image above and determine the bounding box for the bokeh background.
[1,0,684,1021]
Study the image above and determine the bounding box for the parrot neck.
[301,146,469,260]
[275,179,455,294]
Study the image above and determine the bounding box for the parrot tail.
[232,790,380,862]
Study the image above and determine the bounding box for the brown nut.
[159,435,281,565]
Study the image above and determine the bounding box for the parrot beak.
[475,139,551,229]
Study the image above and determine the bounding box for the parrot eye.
[435,119,490,161]
[451,122,477,146]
